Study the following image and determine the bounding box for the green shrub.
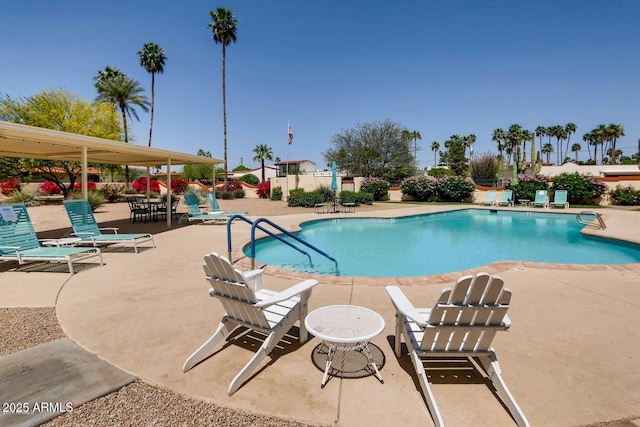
[360,177,389,201]
[609,185,640,206]
[339,191,373,206]
[470,152,499,183]
[551,172,607,204]
[287,189,323,207]
[68,190,104,211]
[8,190,41,206]
[315,185,335,202]
[239,174,259,185]
[232,189,245,198]
[427,167,455,178]
[220,191,233,200]
[506,174,549,200]
[434,176,476,202]
[101,184,125,202]
[270,186,283,201]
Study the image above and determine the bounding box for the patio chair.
[0,204,103,275]
[529,190,549,208]
[183,252,318,395]
[385,273,529,427]
[206,191,248,216]
[179,193,231,223]
[482,190,497,206]
[127,198,150,223]
[496,190,514,206]
[63,200,155,254]
[550,190,569,208]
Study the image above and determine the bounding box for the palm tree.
[593,124,609,164]
[208,7,239,191]
[491,128,506,163]
[606,123,625,165]
[571,143,581,162]
[582,131,596,163]
[138,42,167,147]
[252,144,273,183]
[95,71,149,187]
[542,143,554,164]
[564,123,577,163]
[431,141,440,166]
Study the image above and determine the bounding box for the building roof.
[540,162,640,177]
[274,160,316,165]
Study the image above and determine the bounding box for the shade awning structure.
[0,120,222,227]
[0,121,221,167]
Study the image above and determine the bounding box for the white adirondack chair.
[183,252,318,395]
[386,273,529,427]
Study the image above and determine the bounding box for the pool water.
[246,209,640,277]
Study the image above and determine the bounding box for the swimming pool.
[245,209,640,277]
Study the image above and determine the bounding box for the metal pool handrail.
[225,215,338,272]
[577,211,606,229]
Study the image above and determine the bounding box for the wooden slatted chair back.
[0,204,40,254]
[421,273,511,352]
[202,253,270,330]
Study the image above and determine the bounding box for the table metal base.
[320,340,384,388]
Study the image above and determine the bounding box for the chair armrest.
[385,286,429,326]
[99,227,119,234]
[0,245,20,254]
[255,279,318,308]
[242,269,264,291]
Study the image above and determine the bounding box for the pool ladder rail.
[577,211,606,230]
[225,214,339,273]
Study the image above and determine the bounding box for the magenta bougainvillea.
[132,177,160,193]
[40,181,62,195]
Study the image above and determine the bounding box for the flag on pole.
[288,123,293,145]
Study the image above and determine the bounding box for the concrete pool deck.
[1,201,640,426]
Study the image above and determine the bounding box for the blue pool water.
[245,209,640,277]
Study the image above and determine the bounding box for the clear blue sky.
[2,0,639,171]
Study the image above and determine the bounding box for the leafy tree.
[94,69,150,187]
[138,42,167,147]
[182,149,215,181]
[0,89,121,195]
[252,144,273,182]
[208,7,239,191]
[470,152,499,184]
[440,134,469,176]
[323,120,414,181]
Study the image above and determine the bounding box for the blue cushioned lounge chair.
[482,190,497,206]
[64,200,155,253]
[0,204,103,275]
[497,190,514,207]
[179,193,230,224]
[206,191,248,216]
[529,190,549,208]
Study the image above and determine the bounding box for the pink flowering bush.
[400,176,438,201]
[40,181,62,195]
[505,174,549,201]
[360,177,390,201]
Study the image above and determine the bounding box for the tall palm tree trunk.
[222,44,228,190]
[148,72,155,147]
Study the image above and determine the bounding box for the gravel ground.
[1,306,318,427]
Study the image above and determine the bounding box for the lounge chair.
[385,273,529,427]
[550,190,569,208]
[63,200,155,254]
[482,190,497,206]
[0,204,103,275]
[497,190,514,206]
[529,190,549,208]
[206,191,248,216]
[183,252,318,395]
[179,193,232,223]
